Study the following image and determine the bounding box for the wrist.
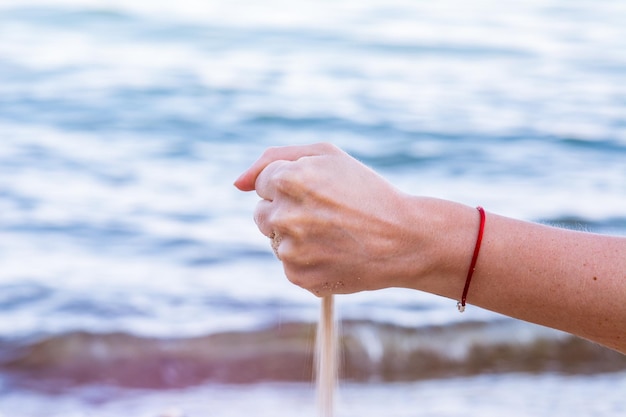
[397,197,482,301]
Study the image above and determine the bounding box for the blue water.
[1,0,626,415]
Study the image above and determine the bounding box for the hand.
[234,143,430,296]
[238,143,626,353]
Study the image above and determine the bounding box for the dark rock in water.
[1,323,317,389]
[2,319,626,391]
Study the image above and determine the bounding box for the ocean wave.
[539,216,626,236]
[3,320,625,391]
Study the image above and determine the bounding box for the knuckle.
[272,168,296,194]
[272,212,307,241]
[272,164,309,198]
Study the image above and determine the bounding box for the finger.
[253,198,274,237]
[233,142,340,192]
[282,262,333,298]
[254,159,291,201]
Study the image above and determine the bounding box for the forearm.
[235,143,626,354]
[406,197,626,353]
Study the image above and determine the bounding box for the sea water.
[1,0,626,415]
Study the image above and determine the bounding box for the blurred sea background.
[1,0,626,415]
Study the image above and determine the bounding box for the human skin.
[234,143,626,353]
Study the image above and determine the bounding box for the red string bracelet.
[457,206,486,313]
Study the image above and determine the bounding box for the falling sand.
[316,295,337,417]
